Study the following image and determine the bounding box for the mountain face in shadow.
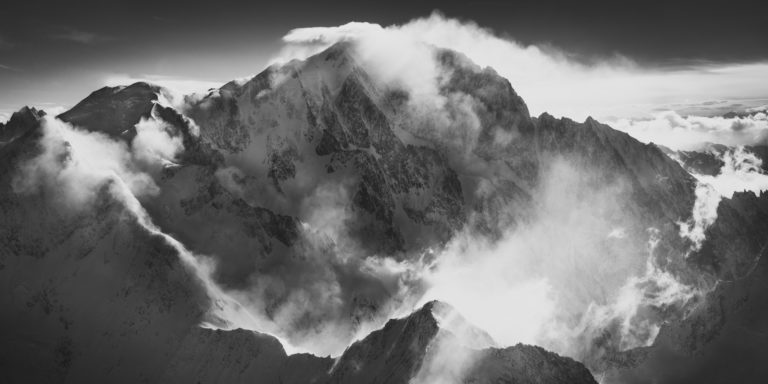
[1,41,766,383]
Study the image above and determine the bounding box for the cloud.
[277,13,768,121]
[279,20,444,108]
[550,228,699,359]
[412,303,495,384]
[413,158,699,369]
[112,176,271,344]
[99,13,761,365]
[214,184,428,355]
[208,20,768,367]
[11,12,760,368]
[9,114,318,352]
[282,22,383,45]
[104,73,223,103]
[609,110,768,150]
[14,118,153,205]
[202,162,432,356]
[12,115,184,205]
[747,104,768,113]
[677,182,721,251]
[700,148,768,197]
[678,147,768,249]
[131,117,184,167]
[50,28,113,44]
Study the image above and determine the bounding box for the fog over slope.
[2,17,768,384]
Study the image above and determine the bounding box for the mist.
[9,114,317,352]
[12,116,167,204]
[678,146,768,250]
[411,157,700,372]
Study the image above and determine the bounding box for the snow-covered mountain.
[2,41,767,383]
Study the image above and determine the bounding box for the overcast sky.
[1,0,767,119]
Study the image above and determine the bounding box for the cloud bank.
[610,110,768,150]
[276,13,768,122]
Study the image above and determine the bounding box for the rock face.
[533,114,696,223]
[0,113,302,382]
[0,40,763,384]
[0,160,589,383]
[170,41,696,294]
[601,191,768,384]
[328,302,441,383]
[0,106,45,143]
[57,82,161,139]
[464,345,598,384]
[326,301,596,384]
[598,135,768,382]
[661,143,730,176]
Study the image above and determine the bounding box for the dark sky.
[1,0,767,117]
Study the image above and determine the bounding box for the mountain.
[600,139,768,382]
[1,40,766,383]
[57,82,163,139]
[329,301,596,384]
[0,106,45,143]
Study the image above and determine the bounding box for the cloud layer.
[610,111,768,150]
[276,13,768,122]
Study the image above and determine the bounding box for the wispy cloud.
[51,28,113,44]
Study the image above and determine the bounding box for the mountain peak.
[57,81,162,138]
[318,40,357,60]
[0,105,46,143]
[325,301,596,383]
[422,300,497,349]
